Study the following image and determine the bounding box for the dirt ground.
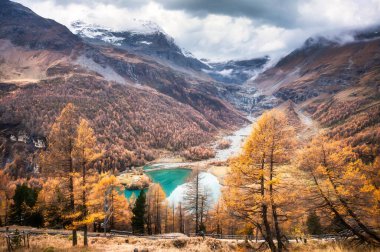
[1,233,380,252]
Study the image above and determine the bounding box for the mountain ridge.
[248,30,380,152]
[0,0,247,172]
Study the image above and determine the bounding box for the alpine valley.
[0,1,380,251]
[1,0,379,172]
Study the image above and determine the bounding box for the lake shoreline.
[119,117,253,201]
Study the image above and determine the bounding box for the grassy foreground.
[1,233,380,252]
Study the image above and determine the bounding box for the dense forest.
[1,105,379,251]
[0,71,245,172]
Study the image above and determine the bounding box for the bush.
[217,139,231,149]
[172,239,187,248]
[306,211,322,235]
[182,146,215,161]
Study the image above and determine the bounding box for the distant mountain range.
[0,0,379,171]
[202,57,269,84]
[70,20,270,83]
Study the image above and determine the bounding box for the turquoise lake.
[124,167,192,199]
[124,166,221,205]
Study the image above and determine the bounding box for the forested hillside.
[250,32,380,158]
[0,0,246,171]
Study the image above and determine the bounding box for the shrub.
[182,146,215,161]
[172,239,187,248]
[217,139,231,149]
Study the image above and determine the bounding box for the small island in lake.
[118,168,151,190]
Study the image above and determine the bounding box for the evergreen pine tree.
[9,184,43,227]
[132,190,146,234]
[306,211,322,235]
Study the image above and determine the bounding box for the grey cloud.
[27,0,300,28]
[155,0,300,28]
[35,0,150,9]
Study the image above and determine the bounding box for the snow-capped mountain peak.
[70,19,170,46]
[70,20,209,71]
[71,20,124,46]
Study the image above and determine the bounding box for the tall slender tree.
[0,170,15,226]
[146,183,166,234]
[73,119,102,246]
[224,110,295,252]
[184,168,202,234]
[41,103,79,246]
[132,191,146,234]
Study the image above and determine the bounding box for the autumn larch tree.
[224,109,295,252]
[183,169,210,234]
[297,135,380,245]
[0,170,15,226]
[146,183,166,234]
[36,177,68,228]
[40,103,79,246]
[73,118,102,246]
[86,172,130,232]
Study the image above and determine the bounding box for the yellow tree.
[224,109,295,252]
[207,198,230,236]
[0,170,15,226]
[86,173,131,232]
[40,103,79,246]
[36,177,68,228]
[297,135,380,245]
[146,183,166,234]
[73,118,102,246]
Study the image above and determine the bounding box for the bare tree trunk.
[147,199,152,235]
[172,204,175,232]
[69,175,77,246]
[82,156,88,247]
[195,171,199,234]
[155,191,161,234]
[260,157,277,252]
[269,149,283,252]
[200,196,204,228]
[5,195,9,226]
[165,205,168,233]
[179,202,184,233]
[67,138,77,247]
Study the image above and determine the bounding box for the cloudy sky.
[16,0,380,61]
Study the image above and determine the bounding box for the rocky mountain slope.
[202,57,269,84]
[249,29,380,152]
[70,20,208,72]
[0,0,247,172]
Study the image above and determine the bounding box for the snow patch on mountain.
[70,19,168,47]
[71,20,124,46]
[139,41,152,45]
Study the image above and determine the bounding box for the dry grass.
[1,234,379,252]
[287,240,380,252]
[0,234,234,252]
